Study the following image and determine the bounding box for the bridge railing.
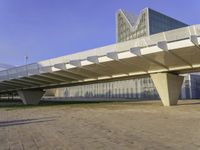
[0,24,199,81]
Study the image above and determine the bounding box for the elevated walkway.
[0,25,200,106]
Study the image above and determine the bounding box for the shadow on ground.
[0,116,57,127]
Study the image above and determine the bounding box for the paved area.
[0,100,200,150]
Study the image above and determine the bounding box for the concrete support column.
[44,89,56,96]
[150,73,184,106]
[17,89,45,105]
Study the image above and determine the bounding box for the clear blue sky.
[0,0,199,66]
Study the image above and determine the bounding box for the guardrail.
[0,25,199,81]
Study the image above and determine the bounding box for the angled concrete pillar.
[150,73,184,106]
[17,90,45,105]
[44,89,56,96]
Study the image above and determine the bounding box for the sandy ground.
[0,100,200,150]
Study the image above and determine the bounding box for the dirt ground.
[0,100,200,150]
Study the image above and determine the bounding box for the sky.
[0,0,199,66]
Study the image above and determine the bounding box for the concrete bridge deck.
[0,25,200,106]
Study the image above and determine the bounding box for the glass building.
[52,8,200,100]
[116,8,188,43]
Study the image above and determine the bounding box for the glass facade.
[148,8,188,35]
[55,77,159,100]
[181,75,200,99]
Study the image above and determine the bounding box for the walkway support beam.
[17,89,45,105]
[150,73,184,106]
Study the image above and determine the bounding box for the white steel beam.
[52,71,83,80]
[0,83,19,89]
[28,75,59,83]
[54,63,93,79]
[54,63,95,79]
[54,63,67,70]
[157,41,192,68]
[69,59,105,76]
[11,79,39,86]
[23,77,51,84]
[1,81,23,88]
[4,80,30,87]
[130,47,169,70]
[87,56,116,76]
[37,74,65,82]
[69,60,81,67]
[106,51,142,74]
[87,56,99,64]
[66,68,99,79]
[190,35,199,46]
[42,73,72,82]
[16,78,45,85]
[107,52,119,60]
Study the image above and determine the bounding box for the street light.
[25,55,29,76]
[25,55,28,65]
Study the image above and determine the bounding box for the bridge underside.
[0,26,200,106]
